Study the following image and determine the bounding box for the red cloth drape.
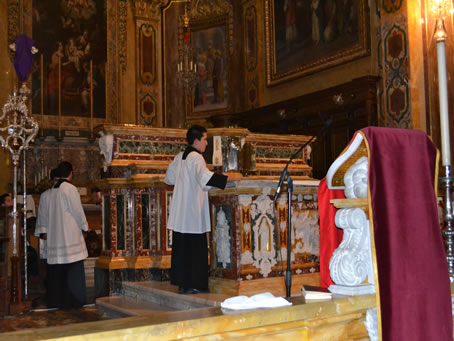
[318,178,344,289]
[361,127,452,341]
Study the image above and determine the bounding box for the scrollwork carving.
[344,156,368,198]
[329,208,371,286]
[131,0,166,19]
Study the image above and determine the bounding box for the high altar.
[94,124,320,297]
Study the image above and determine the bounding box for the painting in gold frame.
[265,0,370,86]
[189,15,231,119]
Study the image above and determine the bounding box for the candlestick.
[436,39,451,166]
[432,0,454,283]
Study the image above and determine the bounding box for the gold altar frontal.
[93,125,319,297]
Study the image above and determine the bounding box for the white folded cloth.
[220,292,292,310]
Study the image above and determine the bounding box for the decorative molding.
[139,93,158,126]
[381,0,403,14]
[138,23,157,85]
[131,0,166,19]
[107,1,120,123]
[7,0,21,63]
[243,1,259,109]
[118,0,128,73]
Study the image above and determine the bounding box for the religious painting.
[190,17,230,118]
[265,0,370,86]
[31,0,107,118]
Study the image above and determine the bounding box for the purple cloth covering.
[362,127,452,341]
[13,34,36,82]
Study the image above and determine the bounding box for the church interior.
[0,0,453,340]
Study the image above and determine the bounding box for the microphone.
[272,116,332,206]
[273,166,287,205]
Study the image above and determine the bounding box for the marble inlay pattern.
[255,147,305,160]
[213,206,233,269]
[210,184,320,282]
[103,195,112,251]
[250,191,276,277]
[135,191,145,253]
[116,194,126,251]
[113,134,186,159]
[118,140,185,155]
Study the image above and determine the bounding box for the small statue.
[224,139,239,172]
[98,131,113,171]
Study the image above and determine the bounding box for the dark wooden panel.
[208,76,379,179]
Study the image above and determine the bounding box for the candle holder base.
[439,171,454,283]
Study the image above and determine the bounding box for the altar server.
[165,125,233,294]
[35,167,59,297]
[46,161,88,309]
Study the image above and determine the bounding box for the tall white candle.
[437,40,451,166]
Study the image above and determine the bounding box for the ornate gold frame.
[187,14,232,120]
[264,0,370,86]
[7,0,125,131]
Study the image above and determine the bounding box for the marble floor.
[0,305,106,333]
[0,281,232,334]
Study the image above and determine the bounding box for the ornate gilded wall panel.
[377,3,411,128]
[243,1,260,109]
[136,19,161,126]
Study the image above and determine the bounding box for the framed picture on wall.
[188,16,231,119]
[265,0,370,86]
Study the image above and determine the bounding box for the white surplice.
[46,181,88,264]
[165,150,214,234]
[35,188,51,259]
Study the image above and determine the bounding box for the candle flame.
[432,0,452,20]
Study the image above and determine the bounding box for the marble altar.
[93,125,319,297]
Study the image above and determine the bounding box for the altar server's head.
[187,125,208,153]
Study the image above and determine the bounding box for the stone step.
[121,281,228,311]
[96,295,178,318]
[96,281,231,318]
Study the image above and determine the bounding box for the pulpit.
[94,124,320,297]
[322,127,453,340]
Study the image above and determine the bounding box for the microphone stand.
[273,135,316,298]
[273,120,331,298]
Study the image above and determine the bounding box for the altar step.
[96,281,231,318]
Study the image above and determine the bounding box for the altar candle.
[437,40,451,166]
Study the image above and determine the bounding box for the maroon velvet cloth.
[362,127,452,341]
[318,178,344,289]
